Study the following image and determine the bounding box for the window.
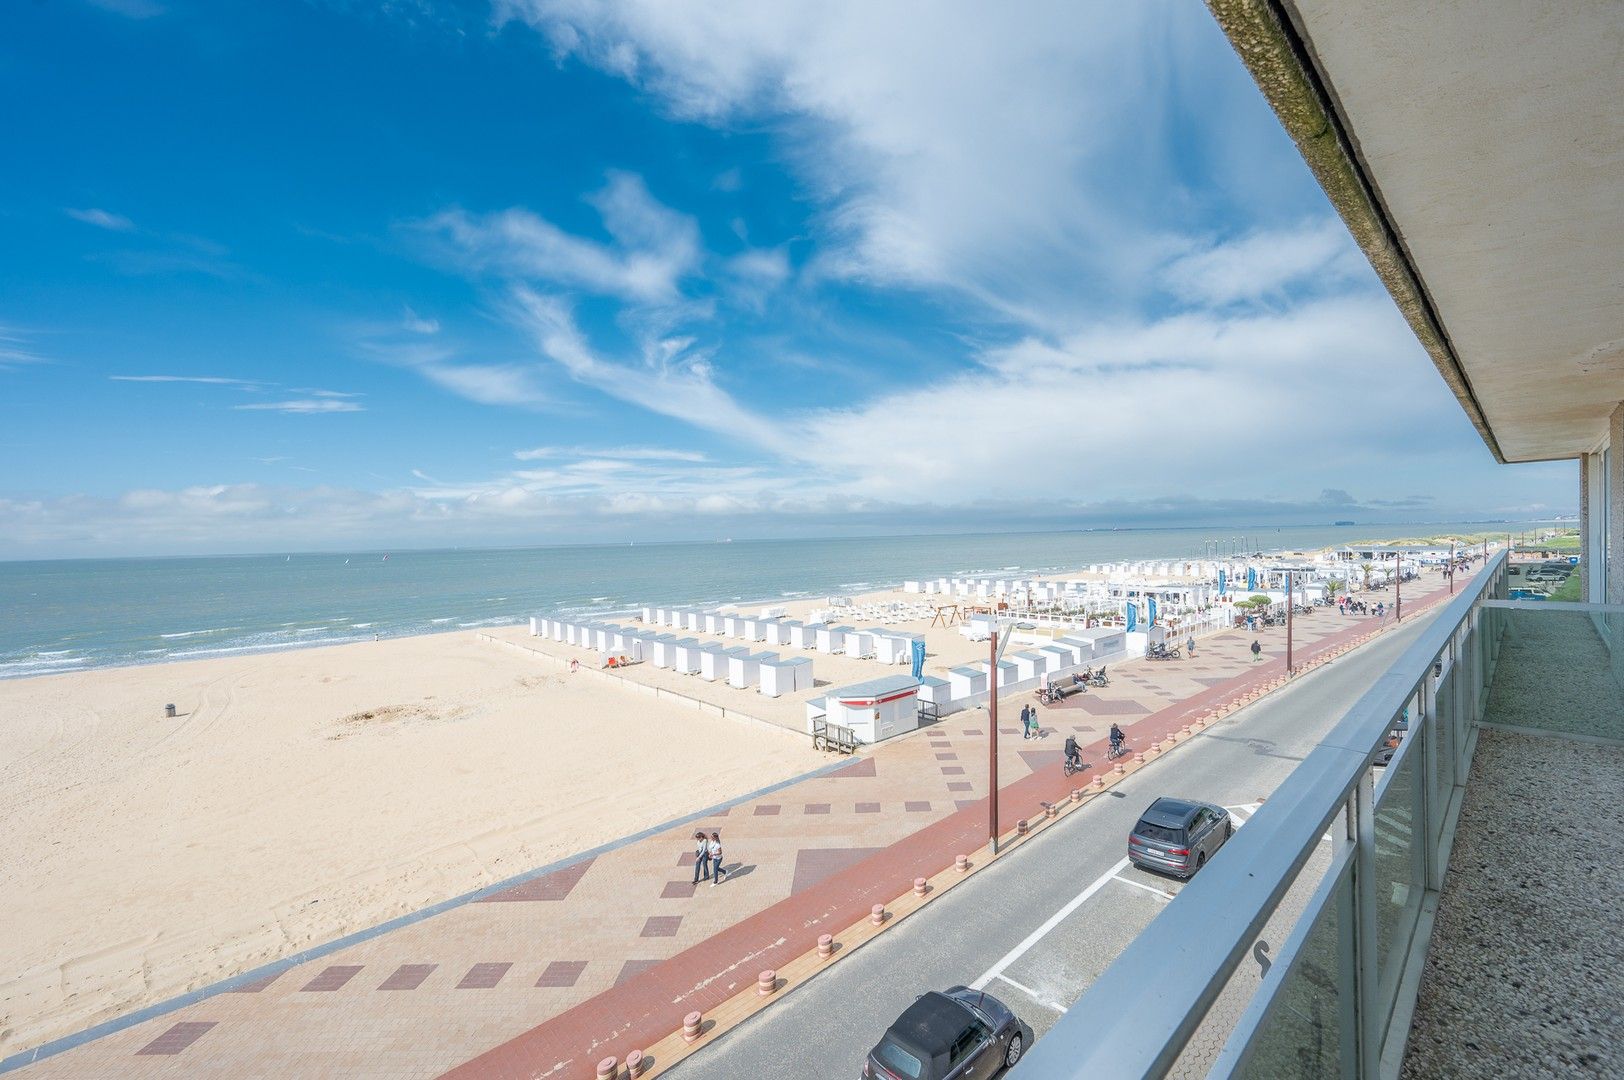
[948,1021,989,1065]
[873,1039,924,1079]
[1135,821,1184,844]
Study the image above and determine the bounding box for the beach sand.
[0,630,822,1055]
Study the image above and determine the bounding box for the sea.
[0,522,1527,679]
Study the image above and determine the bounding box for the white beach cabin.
[816,625,852,654]
[843,629,875,659]
[672,641,704,675]
[789,623,819,650]
[728,651,767,690]
[948,664,988,701]
[759,655,814,697]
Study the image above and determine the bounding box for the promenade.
[8,571,1471,1079]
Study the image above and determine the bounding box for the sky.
[0,0,1575,559]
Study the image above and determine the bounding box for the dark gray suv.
[1128,797,1233,878]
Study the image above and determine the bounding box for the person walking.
[708,831,726,886]
[1186,634,1196,657]
[1020,703,1032,740]
[691,830,711,886]
[1251,639,1262,663]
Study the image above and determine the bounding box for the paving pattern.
[9,572,1471,1079]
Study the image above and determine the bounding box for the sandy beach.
[0,630,822,1055]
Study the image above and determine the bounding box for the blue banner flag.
[910,639,926,680]
[1148,597,1158,626]
[1218,569,1227,596]
[1126,602,1138,633]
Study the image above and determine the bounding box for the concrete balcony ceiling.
[1209,0,1624,463]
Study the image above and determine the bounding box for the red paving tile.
[905,801,932,812]
[640,916,683,938]
[856,801,881,813]
[831,757,878,778]
[135,1022,216,1056]
[941,766,965,775]
[662,880,699,899]
[754,803,781,816]
[378,964,436,991]
[947,782,974,792]
[301,965,363,992]
[790,846,886,894]
[535,961,589,989]
[455,963,512,990]
[804,803,831,814]
[615,959,660,986]
[476,857,595,902]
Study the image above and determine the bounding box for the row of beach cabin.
[527,615,815,697]
[637,606,923,666]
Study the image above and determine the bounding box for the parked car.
[863,987,1028,1079]
[1128,797,1232,879]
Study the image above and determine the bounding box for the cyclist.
[1063,734,1082,772]
[1108,723,1125,757]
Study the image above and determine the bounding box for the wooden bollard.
[1045,803,1058,819]
[1114,762,1125,775]
[1071,788,1083,802]
[817,933,834,959]
[870,903,886,926]
[913,877,928,897]
[954,853,970,872]
[1135,753,1146,764]
[682,1011,703,1043]
[626,1050,646,1077]
[1016,818,1029,836]
[596,1057,619,1080]
[1181,725,1192,737]
[757,969,777,996]
[1090,776,1105,791]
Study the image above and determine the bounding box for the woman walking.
[708,831,726,886]
[691,830,711,885]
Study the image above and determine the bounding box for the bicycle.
[1062,754,1086,777]
[1106,741,1129,761]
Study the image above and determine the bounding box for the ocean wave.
[169,636,367,660]
[160,627,236,640]
[350,622,375,628]
[36,649,76,656]
[293,626,329,634]
[456,616,513,628]
[485,597,510,602]
[430,617,455,624]
[0,656,90,679]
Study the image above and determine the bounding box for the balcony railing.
[1013,551,1509,1079]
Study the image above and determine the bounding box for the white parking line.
[991,973,1069,1014]
[1110,874,1176,901]
[971,856,1130,991]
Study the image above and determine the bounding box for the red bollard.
[817,933,834,959]
[913,877,928,897]
[682,1011,703,1043]
[870,903,886,926]
[757,969,777,996]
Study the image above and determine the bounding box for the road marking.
[1110,874,1176,901]
[971,856,1130,991]
[991,973,1069,1014]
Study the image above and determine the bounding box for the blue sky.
[0,0,1573,558]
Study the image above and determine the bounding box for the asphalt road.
[669,609,1440,1079]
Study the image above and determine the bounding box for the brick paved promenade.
[9,571,1471,1079]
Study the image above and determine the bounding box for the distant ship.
[1334,520,1356,526]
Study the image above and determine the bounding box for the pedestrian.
[1251,639,1262,663]
[708,831,726,886]
[691,830,710,885]
[569,658,579,674]
[1186,635,1196,657]
[1020,703,1032,740]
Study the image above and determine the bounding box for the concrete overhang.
[1208,1,1624,463]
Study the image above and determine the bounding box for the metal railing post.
[1352,770,1380,1079]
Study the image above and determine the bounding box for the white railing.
[1013,551,1508,1079]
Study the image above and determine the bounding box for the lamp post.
[1285,569,1294,674]
[1449,541,1456,594]
[1395,554,1402,623]
[986,620,1033,854]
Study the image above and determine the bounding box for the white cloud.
[234,399,366,414]
[415,362,552,407]
[402,306,441,334]
[110,374,262,386]
[495,1,1277,331]
[66,207,136,231]
[1159,220,1367,306]
[0,325,48,371]
[514,445,709,462]
[421,171,700,304]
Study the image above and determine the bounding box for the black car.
[1128,797,1232,879]
[863,986,1027,1079]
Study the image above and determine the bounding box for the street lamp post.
[986,620,1031,855]
[1449,541,1456,594]
[1286,569,1294,674]
[1395,555,1402,623]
